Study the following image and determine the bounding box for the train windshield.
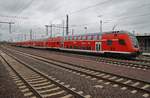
[129,34,139,48]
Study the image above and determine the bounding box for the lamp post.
[84,27,87,34]
[98,15,103,34]
[100,20,102,33]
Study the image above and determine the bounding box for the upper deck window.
[69,36,72,40]
[68,37,70,40]
[107,40,112,45]
[72,36,74,40]
[119,39,126,45]
[65,37,68,40]
[87,35,93,40]
[82,36,86,40]
[93,35,98,40]
[78,36,82,40]
[87,36,91,40]
[98,35,101,40]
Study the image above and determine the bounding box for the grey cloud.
[0,0,150,41]
[0,0,34,15]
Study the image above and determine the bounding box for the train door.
[95,42,101,51]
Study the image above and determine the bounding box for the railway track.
[136,56,150,64]
[44,50,150,70]
[96,57,150,70]
[3,47,150,98]
[0,50,90,98]
[7,45,150,70]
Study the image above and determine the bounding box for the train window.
[87,36,91,40]
[77,36,79,40]
[65,37,68,40]
[93,35,97,40]
[82,36,86,40]
[107,40,112,45]
[70,36,72,40]
[87,46,91,50]
[99,35,101,40]
[78,36,80,40]
[91,36,93,40]
[88,36,93,40]
[77,46,80,49]
[76,36,78,40]
[97,35,99,40]
[81,36,83,40]
[75,36,77,40]
[97,35,101,40]
[119,39,126,45]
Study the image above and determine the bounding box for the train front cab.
[101,31,141,58]
[128,33,141,57]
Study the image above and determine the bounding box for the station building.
[136,34,150,53]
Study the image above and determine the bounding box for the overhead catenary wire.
[4,0,150,40]
[51,0,150,31]
[69,0,113,14]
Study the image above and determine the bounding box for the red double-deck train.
[15,31,141,58]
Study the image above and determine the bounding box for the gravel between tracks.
[8,46,150,83]
[5,47,146,98]
[0,59,26,98]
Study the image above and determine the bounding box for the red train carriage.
[101,31,140,57]
[62,31,140,57]
[63,33,101,50]
[45,37,63,48]
[15,31,141,58]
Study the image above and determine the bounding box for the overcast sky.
[0,0,150,41]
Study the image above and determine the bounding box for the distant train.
[15,31,141,58]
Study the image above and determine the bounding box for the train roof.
[105,30,133,35]
[65,30,132,37]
